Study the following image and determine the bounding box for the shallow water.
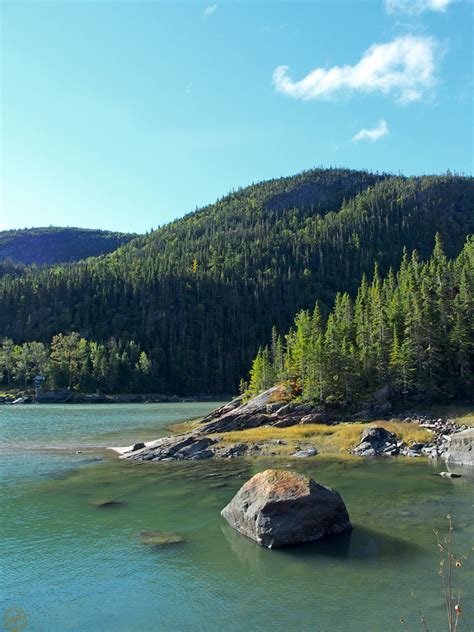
[1,404,473,631]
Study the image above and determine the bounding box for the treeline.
[246,236,473,405]
[0,170,472,394]
[0,334,155,393]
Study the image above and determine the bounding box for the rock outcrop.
[199,387,332,435]
[352,427,398,456]
[122,434,217,462]
[221,469,352,548]
[444,428,474,466]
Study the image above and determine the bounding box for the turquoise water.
[1,404,473,631]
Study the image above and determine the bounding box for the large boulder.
[221,469,351,548]
[445,428,474,466]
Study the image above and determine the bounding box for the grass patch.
[214,421,433,455]
[168,418,204,434]
[437,406,474,426]
[267,383,293,404]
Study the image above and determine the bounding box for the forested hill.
[0,168,472,395]
[0,227,136,266]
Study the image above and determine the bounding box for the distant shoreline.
[0,391,231,405]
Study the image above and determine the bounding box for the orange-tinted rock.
[221,469,351,548]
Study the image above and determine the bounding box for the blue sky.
[1,0,472,233]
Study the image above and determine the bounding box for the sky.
[0,0,472,233]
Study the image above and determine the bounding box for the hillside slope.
[0,227,136,265]
[0,168,472,394]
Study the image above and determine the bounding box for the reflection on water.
[1,404,473,631]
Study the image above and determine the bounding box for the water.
[1,404,473,631]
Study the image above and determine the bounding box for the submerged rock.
[138,530,184,546]
[437,471,462,479]
[221,469,351,548]
[89,499,128,509]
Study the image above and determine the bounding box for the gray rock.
[201,412,268,434]
[191,449,215,460]
[292,404,313,415]
[200,388,297,434]
[292,447,318,458]
[266,403,283,413]
[276,403,295,416]
[219,443,248,458]
[445,428,474,466]
[221,469,351,548]
[200,396,244,423]
[300,413,325,425]
[271,417,300,428]
[402,449,421,457]
[176,437,215,458]
[352,426,397,457]
[123,433,216,462]
[130,442,146,452]
[355,446,377,457]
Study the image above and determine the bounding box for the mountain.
[0,168,472,395]
[0,227,136,266]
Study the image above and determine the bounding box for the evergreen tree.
[244,237,473,406]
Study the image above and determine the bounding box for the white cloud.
[353,120,390,142]
[273,35,438,104]
[385,0,452,15]
[203,4,218,18]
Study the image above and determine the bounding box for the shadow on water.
[290,524,422,560]
[221,522,422,572]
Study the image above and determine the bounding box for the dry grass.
[443,407,474,427]
[267,383,293,404]
[168,418,204,434]
[214,421,432,455]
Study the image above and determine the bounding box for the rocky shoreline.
[0,390,228,405]
[116,387,474,467]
